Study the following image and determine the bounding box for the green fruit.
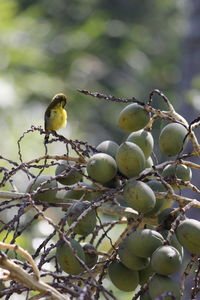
[62,182,95,202]
[108,261,139,292]
[118,103,150,132]
[118,239,150,270]
[176,218,200,254]
[139,264,154,285]
[124,180,156,213]
[140,291,152,300]
[151,245,182,275]
[161,198,173,211]
[145,180,168,217]
[87,153,117,184]
[66,182,102,202]
[82,243,98,268]
[116,142,145,178]
[61,186,85,211]
[103,178,120,188]
[55,161,83,185]
[161,230,184,258]
[63,188,85,202]
[159,123,188,157]
[145,156,153,168]
[96,140,119,158]
[83,183,102,201]
[26,175,58,203]
[126,229,164,258]
[66,201,96,236]
[56,239,85,275]
[162,164,192,189]
[149,274,181,300]
[62,182,102,204]
[127,130,154,158]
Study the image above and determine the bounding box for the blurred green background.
[0,0,187,159]
[0,1,198,299]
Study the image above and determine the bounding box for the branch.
[0,242,39,280]
[27,154,87,164]
[0,252,69,300]
[155,192,200,208]
[98,202,138,218]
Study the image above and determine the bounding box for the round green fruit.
[103,177,120,188]
[26,175,58,203]
[161,198,173,211]
[161,230,184,258]
[140,291,152,300]
[82,243,98,268]
[162,164,192,189]
[118,103,150,132]
[55,161,83,185]
[124,180,156,213]
[96,140,119,158]
[149,274,180,300]
[63,187,85,202]
[127,129,154,158]
[116,142,145,178]
[108,261,139,292]
[145,156,153,168]
[83,183,102,201]
[66,201,96,236]
[56,239,85,275]
[118,239,149,270]
[159,123,188,157]
[145,180,168,217]
[139,264,154,285]
[62,182,94,203]
[151,245,182,275]
[176,218,200,254]
[87,153,117,184]
[126,229,164,258]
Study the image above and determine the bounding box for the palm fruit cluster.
[26,100,200,299]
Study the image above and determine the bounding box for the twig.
[0,252,69,300]
[0,242,39,280]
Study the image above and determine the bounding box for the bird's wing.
[44,108,51,131]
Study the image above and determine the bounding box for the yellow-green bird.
[44,93,67,143]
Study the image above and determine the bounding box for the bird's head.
[52,93,67,107]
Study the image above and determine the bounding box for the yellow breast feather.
[46,105,67,131]
[44,93,67,142]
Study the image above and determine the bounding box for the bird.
[44,93,67,143]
